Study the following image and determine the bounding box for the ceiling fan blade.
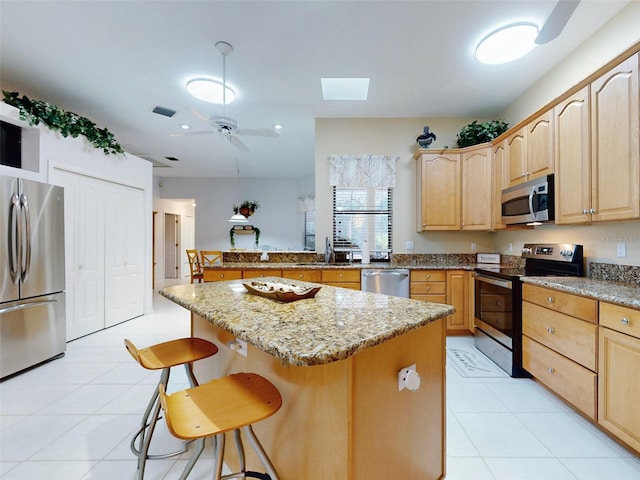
[188,108,211,122]
[535,0,580,45]
[229,135,250,152]
[170,130,215,137]
[236,128,280,138]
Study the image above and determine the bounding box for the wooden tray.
[243,280,321,303]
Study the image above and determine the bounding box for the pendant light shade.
[228,213,248,223]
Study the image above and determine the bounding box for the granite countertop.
[202,262,476,271]
[522,276,640,309]
[160,277,455,367]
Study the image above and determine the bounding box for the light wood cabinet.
[282,269,321,282]
[522,284,598,419]
[525,109,554,180]
[506,127,526,186]
[410,270,446,303]
[203,269,243,282]
[414,150,461,231]
[492,139,507,230]
[556,54,639,224]
[446,270,468,333]
[554,86,591,224]
[242,269,282,279]
[461,144,492,230]
[598,302,640,453]
[590,53,640,222]
[321,269,360,289]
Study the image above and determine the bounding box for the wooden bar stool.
[124,337,218,480]
[159,372,282,480]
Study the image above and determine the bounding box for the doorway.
[164,213,180,279]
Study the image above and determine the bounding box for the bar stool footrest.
[222,473,272,480]
[130,422,192,460]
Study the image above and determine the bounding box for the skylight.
[321,78,370,100]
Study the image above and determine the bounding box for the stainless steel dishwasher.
[361,269,410,298]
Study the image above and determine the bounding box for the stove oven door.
[474,273,513,348]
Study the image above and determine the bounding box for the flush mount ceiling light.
[186,78,236,104]
[321,78,370,100]
[475,23,539,65]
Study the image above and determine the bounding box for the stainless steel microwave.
[501,174,554,225]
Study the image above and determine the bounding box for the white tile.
[0,383,81,415]
[36,384,133,415]
[447,412,480,457]
[0,414,87,461]
[79,458,175,480]
[517,412,633,458]
[104,415,184,461]
[0,460,94,480]
[95,383,155,415]
[445,457,496,480]
[485,380,572,413]
[456,412,553,457]
[31,414,136,461]
[0,462,19,477]
[484,457,577,480]
[447,383,510,413]
[561,457,640,480]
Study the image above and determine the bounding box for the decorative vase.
[417,126,436,148]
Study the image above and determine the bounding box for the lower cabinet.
[522,284,598,419]
[243,269,282,279]
[410,270,470,335]
[203,269,243,282]
[282,269,321,282]
[321,269,361,289]
[598,302,640,452]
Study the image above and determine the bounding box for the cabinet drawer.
[600,302,640,338]
[410,282,446,295]
[325,282,361,290]
[522,284,598,323]
[321,270,360,283]
[242,269,282,279]
[410,294,447,304]
[410,270,446,282]
[523,301,597,371]
[203,269,243,282]
[523,336,597,419]
[282,270,322,283]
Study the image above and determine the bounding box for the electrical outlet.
[617,241,627,258]
[471,242,477,251]
[508,243,513,252]
[227,338,247,356]
[405,240,415,250]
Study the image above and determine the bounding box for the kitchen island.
[161,278,454,479]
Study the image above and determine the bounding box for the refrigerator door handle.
[0,299,58,315]
[20,193,32,282]
[8,192,21,285]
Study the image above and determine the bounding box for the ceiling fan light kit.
[186,78,236,104]
[475,23,539,65]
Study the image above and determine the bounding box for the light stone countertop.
[160,277,455,367]
[202,262,476,271]
[522,276,640,309]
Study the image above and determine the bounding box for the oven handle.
[474,273,513,289]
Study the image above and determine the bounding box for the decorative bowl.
[243,280,321,303]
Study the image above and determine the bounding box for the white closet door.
[52,169,105,340]
[105,182,144,327]
[182,214,195,278]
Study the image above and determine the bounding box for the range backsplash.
[589,262,640,286]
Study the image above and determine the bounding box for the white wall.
[156,175,314,251]
[315,117,495,255]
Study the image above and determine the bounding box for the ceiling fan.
[535,0,580,45]
[172,41,279,152]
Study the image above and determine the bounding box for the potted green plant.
[236,200,260,217]
[456,119,509,148]
[2,90,124,155]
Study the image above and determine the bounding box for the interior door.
[51,169,105,340]
[164,213,179,278]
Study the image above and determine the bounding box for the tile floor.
[1,281,639,480]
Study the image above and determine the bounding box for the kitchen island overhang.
[160,278,454,479]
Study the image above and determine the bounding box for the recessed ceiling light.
[186,78,236,104]
[179,124,190,130]
[476,23,539,65]
[273,124,284,130]
[321,78,370,100]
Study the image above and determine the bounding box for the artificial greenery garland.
[229,226,260,248]
[456,119,509,148]
[2,90,124,155]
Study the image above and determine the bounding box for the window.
[304,211,315,251]
[333,187,392,261]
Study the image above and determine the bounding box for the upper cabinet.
[555,53,639,224]
[506,111,554,187]
[462,144,492,230]
[590,53,640,222]
[415,150,461,231]
[492,140,507,230]
[415,144,492,231]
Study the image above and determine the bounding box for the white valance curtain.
[329,154,398,188]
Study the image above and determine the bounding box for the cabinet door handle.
[621,317,630,325]
[547,297,554,303]
[547,327,554,334]
[589,208,596,214]
[583,209,589,214]
[547,367,555,374]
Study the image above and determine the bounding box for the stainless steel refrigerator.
[1,175,66,379]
